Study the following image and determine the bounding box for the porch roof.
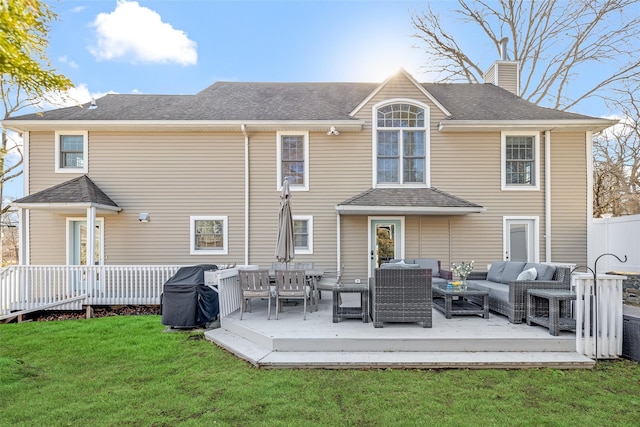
[335,187,486,215]
[11,175,122,213]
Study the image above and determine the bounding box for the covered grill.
[161,264,219,328]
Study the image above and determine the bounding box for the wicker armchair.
[370,268,432,328]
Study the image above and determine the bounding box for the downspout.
[586,131,595,268]
[545,130,551,262]
[241,124,249,266]
[336,212,341,273]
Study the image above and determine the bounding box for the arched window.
[375,103,427,185]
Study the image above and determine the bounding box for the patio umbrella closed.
[275,178,295,267]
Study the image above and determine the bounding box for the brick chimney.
[483,37,521,95]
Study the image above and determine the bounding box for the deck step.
[204,329,595,369]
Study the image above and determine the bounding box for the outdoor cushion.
[516,267,537,281]
[413,258,440,277]
[487,261,507,282]
[380,262,420,269]
[472,280,509,303]
[500,262,527,283]
[524,263,556,281]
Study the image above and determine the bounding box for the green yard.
[1,315,639,426]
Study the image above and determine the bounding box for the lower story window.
[293,215,313,254]
[190,216,228,255]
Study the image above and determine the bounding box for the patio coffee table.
[432,282,489,319]
[333,284,369,323]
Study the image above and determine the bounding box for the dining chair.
[238,269,272,320]
[274,269,308,320]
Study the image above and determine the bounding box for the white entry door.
[504,217,538,262]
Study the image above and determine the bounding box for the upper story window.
[501,132,540,191]
[190,216,228,255]
[55,131,88,173]
[277,131,309,191]
[374,102,428,186]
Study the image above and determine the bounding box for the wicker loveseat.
[369,267,432,328]
[466,261,571,324]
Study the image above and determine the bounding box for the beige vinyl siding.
[550,132,588,266]
[246,130,371,270]
[484,62,519,95]
[28,131,246,265]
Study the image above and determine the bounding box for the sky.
[2,0,634,200]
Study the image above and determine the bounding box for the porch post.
[18,208,28,265]
[86,206,96,265]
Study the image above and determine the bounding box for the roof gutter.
[10,202,122,212]
[438,119,619,133]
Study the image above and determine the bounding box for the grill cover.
[161,264,219,327]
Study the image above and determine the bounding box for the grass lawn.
[1,315,640,426]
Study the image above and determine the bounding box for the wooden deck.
[205,292,595,369]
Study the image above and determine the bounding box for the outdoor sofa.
[369,267,433,328]
[465,261,571,323]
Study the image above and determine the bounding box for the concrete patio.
[205,291,595,369]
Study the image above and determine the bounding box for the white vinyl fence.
[591,214,640,273]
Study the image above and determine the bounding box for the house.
[3,58,617,285]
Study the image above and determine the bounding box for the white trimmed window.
[276,131,309,191]
[55,131,88,173]
[501,132,540,191]
[374,102,428,186]
[293,215,313,254]
[190,216,228,255]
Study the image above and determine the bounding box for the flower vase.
[460,277,468,289]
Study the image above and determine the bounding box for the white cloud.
[58,55,79,69]
[37,84,118,110]
[89,0,197,66]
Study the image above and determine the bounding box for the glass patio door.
[369,218,403,276]
[69,219,103,265]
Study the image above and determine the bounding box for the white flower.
[451,261,474,279]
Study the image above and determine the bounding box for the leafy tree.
[1,0,73,263]
[411,0,640,111]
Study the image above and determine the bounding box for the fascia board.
[11,202,122,212]
[438,119,620,133]
[335,205,486,215]
[2,119,365,133]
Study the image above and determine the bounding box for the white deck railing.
[573,273,625,359]
[0,265,184,320]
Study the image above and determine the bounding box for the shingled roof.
[6,80,601,123]
[13,175,120,211]
[336,188,485,215]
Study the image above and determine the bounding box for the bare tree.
[411,0,640,111]
[594,82,640,217]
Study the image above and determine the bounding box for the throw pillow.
[516,267,537,281]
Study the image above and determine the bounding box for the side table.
[527,289,576,336]
[333,284,369,323]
